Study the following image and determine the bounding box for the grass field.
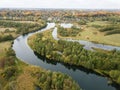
[0,27,18,38]
[0,27,16,32]
[58,21,120,46]
[0,41,11,57]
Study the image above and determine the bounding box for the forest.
[28,29,120,85]
[0,46,80,90]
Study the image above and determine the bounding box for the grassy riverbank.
[28,29,120,86]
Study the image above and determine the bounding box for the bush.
[0,34,14,42]
[2,66,17,80]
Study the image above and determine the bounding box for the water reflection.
[34,51,120,90]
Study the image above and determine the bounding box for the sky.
[0,0,120,9]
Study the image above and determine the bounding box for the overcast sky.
[0,0,120,9]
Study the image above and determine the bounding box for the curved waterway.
[13,23,120,90]
[52,27,120,51]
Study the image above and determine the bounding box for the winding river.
[13,23,120,90]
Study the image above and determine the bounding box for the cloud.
[0,0,120,9]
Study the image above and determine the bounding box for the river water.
[13,23,120,90]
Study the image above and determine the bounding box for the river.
[52,25,120,51]
[13,23,120,90]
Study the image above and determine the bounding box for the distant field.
[0,27,16,32]
[0,27,17,36]
[87,21,110,26]
[1,20,42,24]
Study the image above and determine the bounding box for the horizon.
[0,0,120,9]
[0,8,120,11]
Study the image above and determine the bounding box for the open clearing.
[58,21,120,46]
[0,41,11,57]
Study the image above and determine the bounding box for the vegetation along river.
[12,23,120,90]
